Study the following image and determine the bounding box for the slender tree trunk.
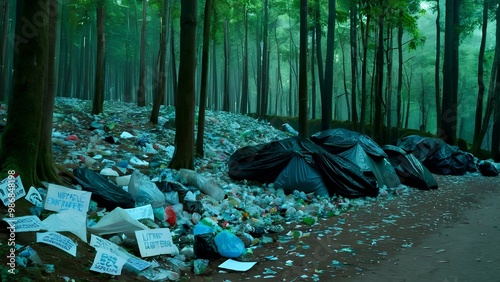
[435,0,442,134]
[0,0,9,101]
[298,0,308,137]
[491,4,500,158]
[137,0,147,107]
[223,19,230,112]
[315,0,324,116]
[339,31,350,121]
[472,0,489,153]
[150,1,169,124]
[386,26,393,143]
[321,0,336,130]
[211,40,218,110]
[240,6,249,114]
[311,29,316,119]
[350,3,358,130]
[397,10,403,139]
[260,0,270,117]
[92,0,105,115]
[169,0,197,170]
[373,15,384,144]
[196,0,213,157]
[360,15,371,133]
[170,22,178,108]
[441,0,460,145]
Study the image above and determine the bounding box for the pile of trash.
[1,97,498,280]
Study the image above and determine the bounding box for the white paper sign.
[41,210,87,242]
[135,228,179,257]
[25,186,43,207]
[44,184,91,213]
[36,232,77,257]
[90,249,127,275]
[90,235,151,272]
[0,175,26,206]
[124,204,154,220]
[3,215,42,232]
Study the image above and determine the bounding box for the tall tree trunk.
[170,22,178,107]
[360,15,371,133]
[92,0,106,115]
[260,0,270,117]
[373,15,384,144]
[298,0,308,137]
[223,19,230,112]
[38,0,60,183]
[137,0,147,107]
[196,0,213,157]
[315,0,324,117]
[397,10,403,139]
[472,0,489,153]
[350,3,358,130]
[311,29,316,119]
[169,0,197,170]
[240,6,249,114]
[0,0,9,101]
[211,40,218,110]
[0,0,46,188]
[386,26,393,143]
[150,1,169,124]
[435,0,442,134]
[491,4,500,159]
[441,0,460,145]
[321,0,335,131]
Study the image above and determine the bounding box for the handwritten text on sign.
[36,232,77,257]
[3,215,42,232]
[0,175,25,206]
[44,184,91,213]
[90,249,127,275]
[135,228,179,257]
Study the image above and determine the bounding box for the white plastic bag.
[128,170,165,208]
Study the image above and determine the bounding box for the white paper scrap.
[90,249,127,275]
[218,259,257,272]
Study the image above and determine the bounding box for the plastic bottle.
[178,169,226,201]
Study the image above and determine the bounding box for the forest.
[1,0,500,188]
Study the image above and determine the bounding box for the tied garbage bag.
[478,160,499,177]
[194,233,220,260]
[128,170,166,208]
[73,167,134,209]
[214,231,246,258]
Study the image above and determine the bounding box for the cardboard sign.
[90,249,127,275]
[44,184,91,213]
[89,234,150,272]
[0,175,26,206]
[124,204,154,220]
[25,186,43,207]
[135,228,179,257]
[3,215,42,232]
[36,232,77,257]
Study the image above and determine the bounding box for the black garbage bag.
[73,167,135,209]
[194,233,220,260]
[397,135,476,175]
[310,128,400,188]
[383,145,438,190]
[229,137,378,198]
[478,160,499,177]
[310,128,387,158]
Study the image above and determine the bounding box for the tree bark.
[435,0,442,134]
[298,0,308,138]
[137,0,147,107]
[441,0,460,145]
[169,0,197,170]
[0,0,9,101]
[196,0,213,157]
[373,14,384,144]
[260,0,270,117]
[320,0,336,131]
[92,0,106,115]
[150,1,169,124]
[240,6,249,114]
[350,3,358,130]
[223,19,230,112]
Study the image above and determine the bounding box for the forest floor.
[0,98,499,281]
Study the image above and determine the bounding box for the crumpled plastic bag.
[128,170,165,208]
[214,230,246,258]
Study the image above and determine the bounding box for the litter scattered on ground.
[1,97,499,281]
